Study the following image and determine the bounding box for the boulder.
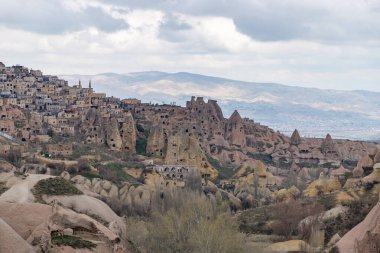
[303,178,341,197]
[362,163,380,183]
[60,171,71,181]
[62,228,73,236]
[267,240,317,252]
[374,151,380,164]
[0,218,33,253]
[42,194,126,236]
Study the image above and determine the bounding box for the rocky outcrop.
[374,149,380,164]
[225,110,246,148]
[330,165,349,179]
[186,96,225,134]
[0,160,15,172]
[336,192,380,253]
[0,218,34,253]
[83,108,106,145]
[43,194,126,235]
[129,97,374,183]
[146,125,166,157]
[0,173,52,203]
[362,163,380,183]
[290,129,302,146]
[267,240,318,252]
[321,134,337,155]
[120,112,137,153]
[0,201,127,252]
[82,108,137,152]
[164,133,218,177]
[106,117,123,150]
[303,173,341,197]
[353,154,374,177]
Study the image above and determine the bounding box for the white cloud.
[0,0,379,91]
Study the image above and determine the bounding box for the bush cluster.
[33,177,82,196]
[51,235,96,249]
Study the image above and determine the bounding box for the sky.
[0,0,379,91]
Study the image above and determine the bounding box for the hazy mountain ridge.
[61,72,380,140]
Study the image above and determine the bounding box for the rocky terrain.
[62,71,380,140]
[1,62,379,252]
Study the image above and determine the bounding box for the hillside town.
[1,62,380,253]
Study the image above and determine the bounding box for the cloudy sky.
[0,0,379,91]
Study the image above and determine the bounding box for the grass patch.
[207,155,236,180]
[238,205,273,234]
[33,177,82,196]
[247,152,274,166]
[98,163,140,186]
[135,124,149,155]
[70,144,92,160]
[51,235,96,249]
[81,172,101,180]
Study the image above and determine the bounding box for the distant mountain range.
[60,71,380,141]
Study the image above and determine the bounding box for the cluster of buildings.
[0,62,139,156]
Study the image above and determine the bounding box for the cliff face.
[164,133,218,178]
[120,113,137,153]
[146,125,166,157]
[131,97,374,177]
[81,108,136,153]
[225,110,246,148]
[106,117,123,150]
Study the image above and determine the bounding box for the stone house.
[47,143,73,156]
[153,165,197,180]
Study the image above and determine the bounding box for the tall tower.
[89,80,93,95]
[78,80,82,89]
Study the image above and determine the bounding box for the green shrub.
[47,128,54,138]
[136,138,147,155]
[136,123,145,133]
[33,177,82,196]
[4,149,22,167]
[82,172,101,180]
[238,205,274,234]
[51,235,96,249]
[207,155,236,179]
[144,191,246,253]
[70,144,92,160]
[98,163,140,185]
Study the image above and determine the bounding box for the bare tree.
[270,199,324,239]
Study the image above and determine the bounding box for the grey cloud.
[0,0,128,34]
[158,13,192,42]
[3,0,379,42]
[99,0,380,42]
